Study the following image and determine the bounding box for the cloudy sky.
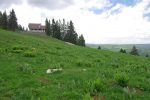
[0,0,150,44]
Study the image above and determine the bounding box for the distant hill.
[87,44,150,56]
[0,29,150,99]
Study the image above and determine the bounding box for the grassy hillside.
[0,29,150,100]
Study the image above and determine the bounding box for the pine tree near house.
[1,11,8,30]
[64,21,78,44]
[8,9,18,31]
[45,18,51,36]
[55,21,62,40]
[51,18,56,37]
[78,34,85,46]
[0,11,2,28]
[130,46,139,56]
[18,24,24,31]
[61,19,67,39]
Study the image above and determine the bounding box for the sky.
[0,0,150,44]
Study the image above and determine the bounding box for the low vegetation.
[0,29,150,100]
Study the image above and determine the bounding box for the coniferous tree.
[45,18,51,36]
[123,49,126,53]
[120,48,126,53]
[44,18,86,45]
[61,19,67,39]
[51,18,56,37]
[120,48,123,53]
[55,21,62,40]
[78,34,85,46]
[1,11,8,30]
[145,54,149,57]
[98,46,101,50]
[73,32,78,44]
[8,9,17,31]
[130,46,139,56]
[0,11,2,28]
[18,24,24,31]
[64,21,78,44]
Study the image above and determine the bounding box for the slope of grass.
[0,29,150,100]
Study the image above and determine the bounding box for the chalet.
[28,23,45,32]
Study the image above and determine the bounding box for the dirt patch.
[127,86,143,94]
[93,96,106,100]
[38,77,50,85]
[0,96,11,100]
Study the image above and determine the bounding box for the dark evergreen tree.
[45,18,51,36]
[98,46,101,50]
[64,21,78,44]
[51,18,56,37]
[73,32,78,44]
[55,21,62,40]
[8,9,17,31]
[1,11,8,30]
[120,48,123,53]
[0,11,2,28]
[61,19,66,39]
[145,54,149,57]
[130,46,139,56]
[77,34,85,46]
[120,48,126,53]
[18,24,24,31]
[123,49,126,53]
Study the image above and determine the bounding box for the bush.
[83,93,93,100]
[84,78,104,96]
[115,73,129,87]
[24,51,36,57]
[91,78,103,93]
[12,45,27,50]
[17,63,35,74]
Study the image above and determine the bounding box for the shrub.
[24,51,36,57]
[84,78,104,96]
[83,93,93,100]
[17,63,35,74]
[12,45,27,50]
[91,78,103,93]
[115,73,129,87]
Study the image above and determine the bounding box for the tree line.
[0,9,24,31]
[45,18,85,46]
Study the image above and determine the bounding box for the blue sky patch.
[143,2,150,21]
[109,0,141,7]
[89,7,104,14]
[89,0,141,15]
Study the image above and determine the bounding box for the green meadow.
[0,29,150,100]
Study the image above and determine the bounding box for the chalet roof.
[28,23,45,30]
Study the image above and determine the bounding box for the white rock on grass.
[65,42,74,45]
[46,68,62,74]
[46,69,52,74]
